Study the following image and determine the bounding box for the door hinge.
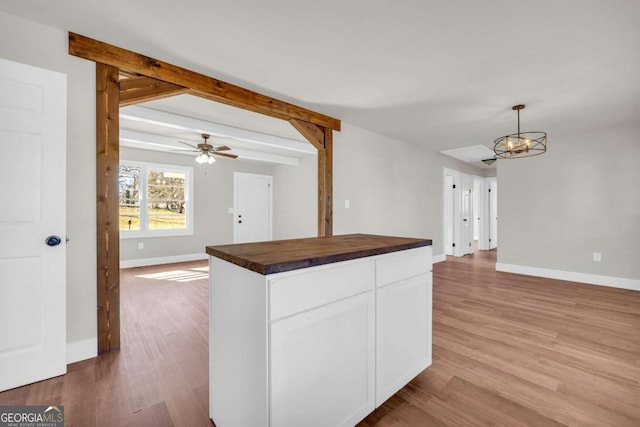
[489,238,492,242]
[469,242,472,247]
[453,184,456,189]
[488,188,491,192]
[452,243,456,247]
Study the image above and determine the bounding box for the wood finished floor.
[1,252,639,426]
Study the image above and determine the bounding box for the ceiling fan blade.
[212,152,238,159]
[177,141,199,149]
[213,145,231,151]
[169,148,200,152]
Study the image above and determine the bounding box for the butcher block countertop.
[206,233,432,275]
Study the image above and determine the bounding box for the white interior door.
[0,58,67,392]
[233,172,272,243]
[474,177,489,250]
[444,168,475,257]
[489,179,498,249]
[461,175,473,255]
[444,175,454,256]
[472,177,481,241]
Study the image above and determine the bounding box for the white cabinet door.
[376,273,432,407]
[270,292,375,427]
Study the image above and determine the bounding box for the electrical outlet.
[138,242,144,250]
[345,199,350,209]
[593,252,601,262]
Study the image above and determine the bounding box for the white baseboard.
[67,337,97,364]
[496,263,640,292]
[433,254,446,264]
[120,253,208,269]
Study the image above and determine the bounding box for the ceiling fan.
[172,133,238,164]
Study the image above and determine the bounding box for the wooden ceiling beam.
[289,119,325,150]
[119,76,188,106]
[69,33,341,131]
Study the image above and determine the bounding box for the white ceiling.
[119,96,315,165]
[2,0,639,154]
[440,145,496,163]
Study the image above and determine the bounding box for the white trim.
[120,253,208,269]
[66,338,97,364]
[496,263,640,292]
[433,254,446,264]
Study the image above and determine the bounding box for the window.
[119,161,193,238]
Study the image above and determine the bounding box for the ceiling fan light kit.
[173,133,238,164]
[196,152,216,164]
[493,104,547,159]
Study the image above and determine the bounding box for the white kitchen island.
[206,234,433,427]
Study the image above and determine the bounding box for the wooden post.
[319,128,333,236]
[96,63,120,353]
[289,119,333,236]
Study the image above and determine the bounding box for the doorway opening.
[443,168,497,258]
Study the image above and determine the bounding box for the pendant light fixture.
[493,104,546,159]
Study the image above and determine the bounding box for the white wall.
[271,123,487,254]
[497,122,640,281]
[333,123,484,257]
[272,154,317,240]
[0,11,97,350]
[120,147,274,264]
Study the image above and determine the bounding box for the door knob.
[45,235,62,247]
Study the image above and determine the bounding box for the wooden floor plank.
[1,251,639,426]
[360,249,640,426]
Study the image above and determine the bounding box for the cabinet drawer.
[269,258,375,320]
[376,246,432,288]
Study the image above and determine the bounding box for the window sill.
[120,229,193,239]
